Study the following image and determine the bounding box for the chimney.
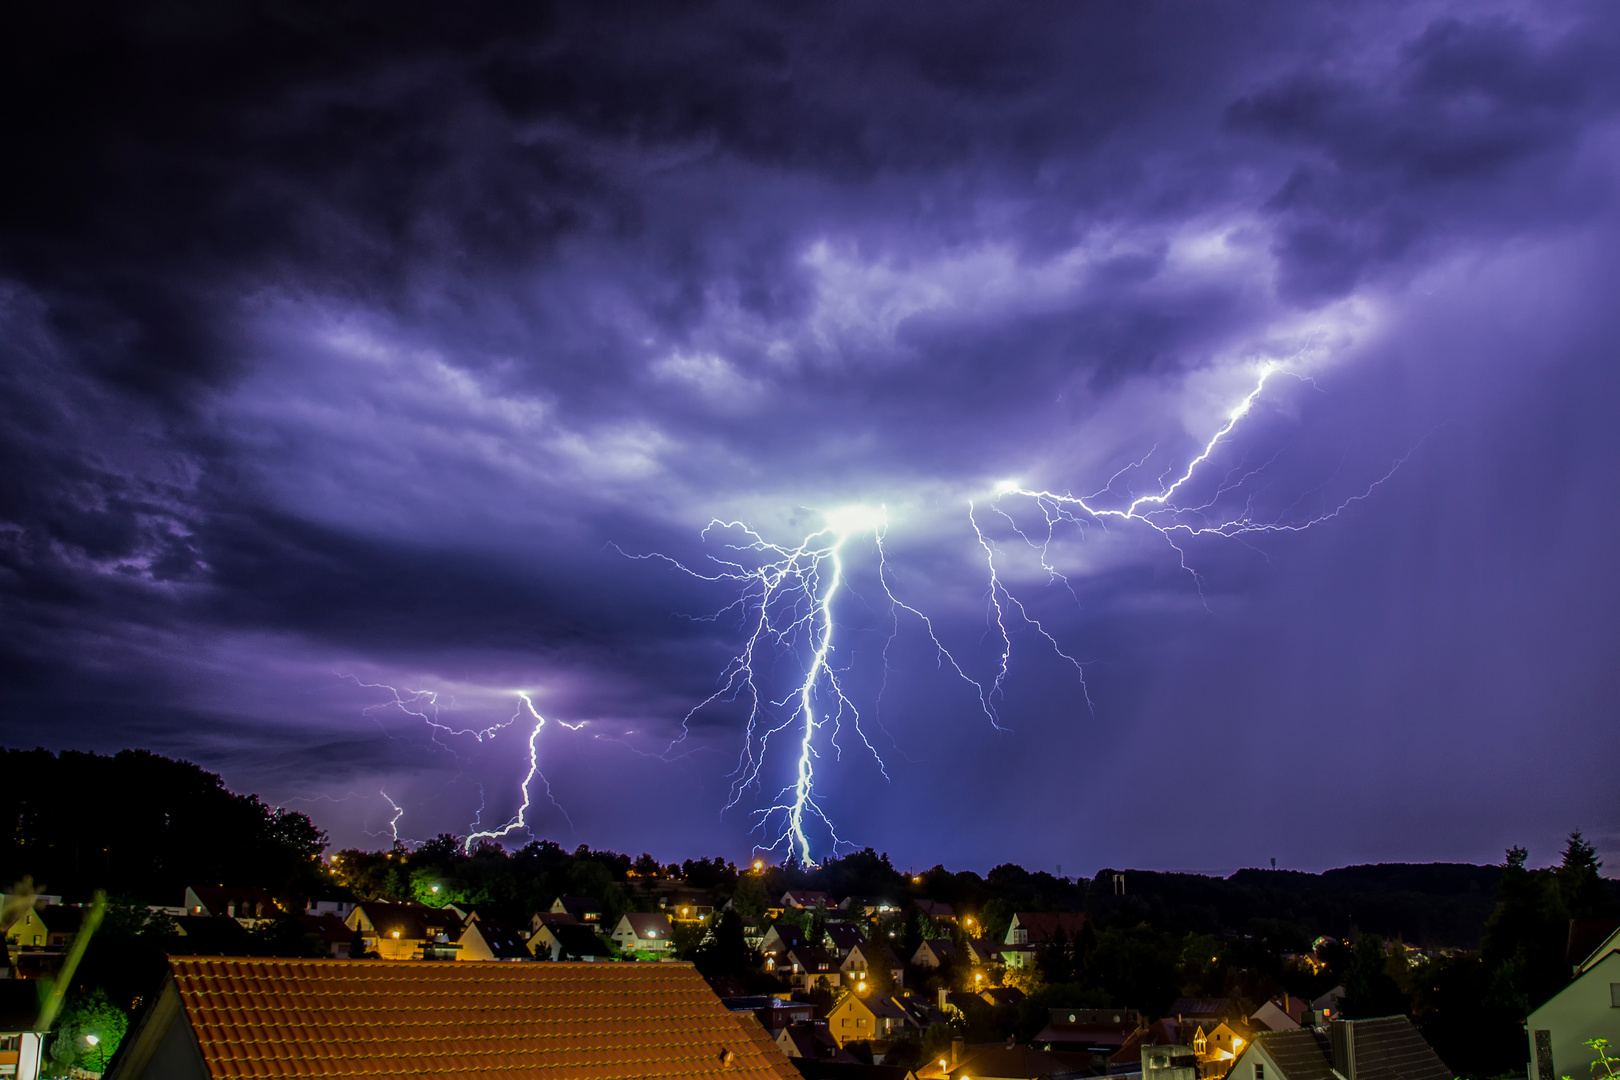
[938,987,948,1013]
[951,1038,964,1069]
[1330,1020,1355,1080]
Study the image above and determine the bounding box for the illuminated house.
[783,890,832,910]
[182,886,281,927]
[1223,1019,1449,1080]
[0,982,46,1080]
[783,945,841,991]
[841,941,905,989]
[1000,912,1091,969]
[344,900,459,960]
[4,904,81,950]
[548,896,603,924]
[826,993,913,1049]
[528,921,614,961]
[107,957,801,1080]
[611,912,673,953]
[457,914,531,961]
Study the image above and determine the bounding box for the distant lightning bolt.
[344,677,581,850]
[462,692,576,852]
[632,362,1416,864]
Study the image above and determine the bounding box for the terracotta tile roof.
[167,956,802,1080]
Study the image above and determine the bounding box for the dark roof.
[981,987,1025,1008]
[187,887,281,919]
[552,896,603,918]
[34,904,84,933]
[351,901,456,942]
[618,913,673,941]
[1034,1021,1136,1050]
[786,946,839,971]
[950,1046,1091,1080]
[914,900,956,919]
[1338,1016,1453,1080]
[159,957,800,1080]
[541,923,614,958]
[1256,1030,1337,1080]
[172,916,253,954]
[1010,913,1091,944]
[916,939,958,962]
[0,982,42,1032]
[465,917,531,959]
[825,925,866,952]
[791,1062,915,1080]
[1568,919,1620,967]
[295,914,354,944]
[1168,997,1235,1019]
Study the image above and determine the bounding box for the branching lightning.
[635,361,1416,864]
[345,677,582,851]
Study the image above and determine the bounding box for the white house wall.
[1526,950,1620,1080]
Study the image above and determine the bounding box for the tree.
[1339,935,1408,1019]
[1558,832,1611,920]
[48,989,127,1077]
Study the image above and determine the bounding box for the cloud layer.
[2,0,1617,870]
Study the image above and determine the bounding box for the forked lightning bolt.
[638,362,1414,864]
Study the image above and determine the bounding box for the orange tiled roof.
[167,956,801,1080]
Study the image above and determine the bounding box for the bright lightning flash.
[637,362,1414,865]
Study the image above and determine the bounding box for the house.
[182,886,281,925]
[303,885,358,920]
[1528,922,1620,1080]
[0,981,46,1080]
[1251,995,1309,1032]
[938,1043,1093,1080]
[529,921,614,961]
[4,904,82,949]
[784,891,833,911]
[1034,1008,1143,1055]
[108,957,804,1080]
[980,987,1025,1008]
[912,939,959,969]
[841,941,905,989]
[825,924,867,958]
[611,912,674,954]
[1566,919,1620,975]
[913,900,957,927]
[1225,1019,1450,1080]
[784,946,842,991]
[726,998,816,1033]
[1112,1017,1250,1077]
[344,900,460,961]
[295,913,356,958]
[458,915,532,961]
[826,994,915,1048]
[778,1021,861,1063]
[528,909,578,935]
[1001,913,1091,968]
[549,896,604,924]
[763,924,810,963]
[169,915,252,955]
[740,916,768,950]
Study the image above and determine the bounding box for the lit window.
[1256,1065,1265,1080]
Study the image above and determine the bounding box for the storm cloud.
[2,0,1617,870]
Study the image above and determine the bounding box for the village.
[4,858,1613,1080]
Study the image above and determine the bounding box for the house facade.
[1527,934,1620,1080]
[611,912,673,954]
[344,901,459,961]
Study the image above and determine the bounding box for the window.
[1611,984,1620,1007]
[1255,1065,1265,1080]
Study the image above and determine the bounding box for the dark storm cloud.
[2,0,1617,865]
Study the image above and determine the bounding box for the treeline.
[0,747,327,904]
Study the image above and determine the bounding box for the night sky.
[3,1,1617,873]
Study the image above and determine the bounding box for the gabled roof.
[843,940,900,967]
[1009,912,1091,944]
[348,901,456,942]
[551,896,603,918]
[786,946,839,971]
[618,912,673,941]
[295,913,354,945]
[980,987,1025,1008]
[535,922,613,958]
[914,900,955,919]
[33,904,84,933]
[1336,1016,1452,1080]
[1569,918,1620,971]
[950,1045,1091,1080]
[187,886,281,919]
[914,939,957,963]
[1168,997,1235,1019]
[783,891,831,908]
[463,917,531,959]
[1252,1028,1337,1080]
[131,958,799,1080]
[825,925,867,953]
[0,982,43,1033]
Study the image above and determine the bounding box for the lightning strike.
[636,361,1414,864]
[462,692,576,851]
